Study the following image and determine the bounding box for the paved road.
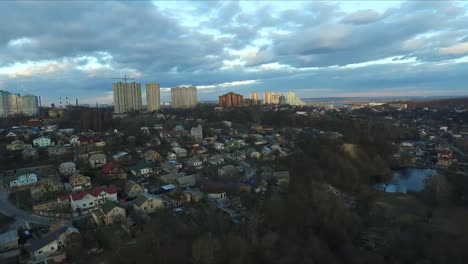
[0,188,53,227]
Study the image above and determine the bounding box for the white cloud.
[439,42,468,55]
[7,37,37,48]
[197,79,259,89]
[0,60,70,78]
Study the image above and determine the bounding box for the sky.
[0,1,468,105]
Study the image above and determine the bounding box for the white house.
[69,135,80,145]
[129,163,153,177]
[89,153,107,168]
[172,147,188,158]
[207,155,224,166]
[33,136,53,148]
[10,173,38,188]
[213,142,225,150]
[207,191,227,200]
[167,152,177,161]
[70,186,118,212]
[30,225,79,261]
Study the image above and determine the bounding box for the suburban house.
[161,161,182,173]
[92,201,126,226]
[112,151,131,162]
[194,146,208,154]
[133,193,164,214]
[206,188,227,200]
[69,174,92,191]
[69,186,118,212]
[129,162,153,177]
[30,177,65,199]
[29,225,79,261]
[6,140,31,151]
[207,155,224,165]
[89,153,107,168]
[144,150,161,163]
[102,162,127,180]
[172,147,188,158]
[33,136,53,148]
[177,174,197,188]
[167,152,177,161]
[184,157,203,170]
[437,149,454,167]
[198,179,227,200]
[183,188,204,203]
[212,142,225,151]
[47,146,69,157]
[9,172,38,188]
[5,131,18,138]
[124,180,144,198]
[69,135,80,145]
[218,165,239,179]
[59,162,76,176]
[229,152,246,161]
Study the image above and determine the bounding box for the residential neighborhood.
[0,98,466,263]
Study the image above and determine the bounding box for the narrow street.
[0,188,53,227]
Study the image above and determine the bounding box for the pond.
[375,168,437,193]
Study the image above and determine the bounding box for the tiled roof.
[70,190,88,201]
[102,162,115,174]
[30,226,78,252]
[70,186,117,201]
[99,200,120,214]
[89,186,117,197]
[132,194,149,207]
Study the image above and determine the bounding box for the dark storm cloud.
[0,1,229,72]
[0,0,467,102]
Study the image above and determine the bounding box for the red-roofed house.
[102,162,127,180]
[70,186,118,212]
[437,149,454,167]
[197,178,227,200]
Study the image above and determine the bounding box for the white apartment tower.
[0,90,39,117]
[20,95,40,116]
[250,92,259,101]
[146,83,161,111]
[286,92,305,106]
[171,86,197,109]
[113,82,142,114]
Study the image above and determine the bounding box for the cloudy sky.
[0,1,467,105]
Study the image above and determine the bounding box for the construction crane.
[112,75,135,83]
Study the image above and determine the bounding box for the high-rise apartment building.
[0,90,39,117]
[264,92,271,104]
[171,86,197,109]
[250,92,259,101]
[20,95,40,116]
[219,92,243,108]
[271,93,282,104]
[146,83,161,112]
[286,92,305,106]
[112,82,142,114]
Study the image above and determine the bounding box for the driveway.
[0,188,53,228]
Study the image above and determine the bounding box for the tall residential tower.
[112,82,142,114]
[0,90,39,117]
[146,83,161,111]
[171,86,197,109]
